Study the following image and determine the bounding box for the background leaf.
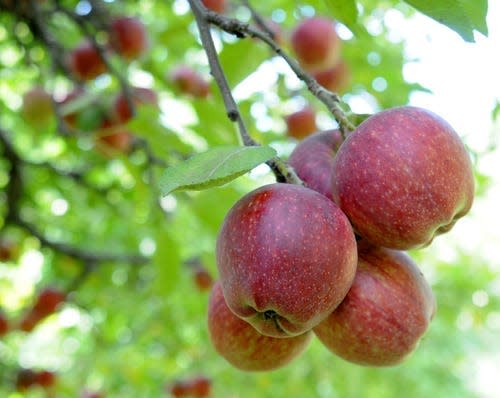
[403,0,488,42]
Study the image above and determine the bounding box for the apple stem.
[189,0,304,185]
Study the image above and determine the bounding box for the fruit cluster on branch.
[209,105,474,370]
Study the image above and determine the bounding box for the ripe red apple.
[68,40,107,81]
[35,370,56,388]
[332,106,475,250]
[0,310,9,336]
[95,126,134,156]
[201,0,227,13]
[169,376,212,397]
[216,183,357,338]
[33,287,66,317]
[288,129,342,200]
[109,16,148,60]
[285,107,317,140]
[15,369,37,391]
[291,17,341,72]
[0,237,17,261]
[22,86,53,125]
[193,266,214,292]
[19,311,42,332]
[313,59,351,94]
[314,242,436,366]
[169,66,210,98]
[208,281,312,371]
[114,87,158,123]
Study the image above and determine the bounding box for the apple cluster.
[208,105,474,370]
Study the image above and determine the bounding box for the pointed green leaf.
[403,0,488,42]
[159,145,276,195]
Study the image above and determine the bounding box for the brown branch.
[0,127,149,267]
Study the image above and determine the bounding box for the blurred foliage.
[0,0,497,398]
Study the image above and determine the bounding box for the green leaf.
[324,0,359,32]
[159,145,276,195]
[218,39,269,87]
[403,0,488,42]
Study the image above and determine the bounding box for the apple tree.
[0,0,497,397]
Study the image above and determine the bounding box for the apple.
[216,183,357,338]
[68,40,107,81]
[288,129,342,200]
[208,282,312,371]
[15,369,37,391]
[22,86,53,125]
[0,310,8,336]
[19,311,42,332]
[35,370,56,388]
[291,17,341,72]
[313,59,351,94]
[33,287,66,317]
[285,107,317,140]
[193,266,214,292]
[95,126,134,156]
[168,376,212,397]
[0,237,18,261]
[332,106,475,250]
[201,0,227,13]
[314,242,436,366]
[114,87,158,123]
[169,66,210,98]
[109,16,148,60]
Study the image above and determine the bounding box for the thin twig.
[204,9,356,138]
[188,0,303,185]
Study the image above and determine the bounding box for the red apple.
[168,376,211,397]
[285,107,317,139]
[193,266,214,292]
[33,287,66,317]
[314,242,436,366]
[114,87,158,123]
[0,310,9,336]
[169,66,210,98]
[332,106,475,250]
[109,16,148,60]
[201,0,227,13]
[15,369,37,391]
[35,370,56,388]
[22,86,53,125]
[288,129,342,200]
[19,311,42,332]
[208,281,312,371]
[313,59,351,94]
[291,17,341,72]
[96,126,134,156]
[216,183,357,338]
[68,40,107,81]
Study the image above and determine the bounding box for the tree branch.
[188,0,303,185]
[0,127,149,267]
[204,7,356,138]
